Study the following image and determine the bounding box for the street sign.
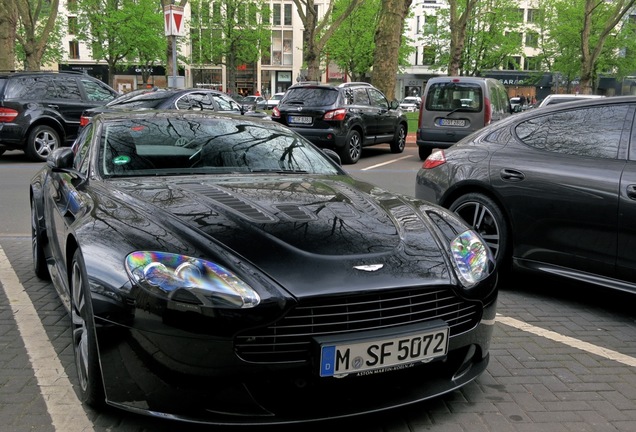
[164,5,185,36]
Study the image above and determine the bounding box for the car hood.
[104,175,460,295]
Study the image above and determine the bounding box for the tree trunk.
[447,0,477,76]
[0,0,17,70]
[372,0,412,100]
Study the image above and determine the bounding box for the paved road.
[1,144,635,431]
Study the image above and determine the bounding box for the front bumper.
[95,291,497,425]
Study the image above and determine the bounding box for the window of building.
[422,46,435,65]
[68,16,77,35]
[424,15,437,34]
[525,32,539,48]
[524,57,541,71]
[284,3,292,25]
[270,30,292,66]
[505,56,521,70]
[69,40,80,60]
[526,9,541,24]
[273,3,281,25]
[505,31,523,47]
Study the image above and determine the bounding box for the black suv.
[272,82,408,164]
[0,71,117,161]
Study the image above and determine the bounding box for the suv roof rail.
[338,82,372,88]
[0,70,87,75]
[290,80,323,87]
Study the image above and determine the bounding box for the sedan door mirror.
[47,147,75,171]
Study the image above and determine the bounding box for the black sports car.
[415,95,636,294]
[30,111,497,425]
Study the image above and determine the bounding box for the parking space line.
[361,154,413,171]
[0,245,94,432]
[497,314,636,367]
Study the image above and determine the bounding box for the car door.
[490,103,631,279]
[616,106,636,283]
[44,123,95,277]
[51,76,86,141]
[367,87,394,140]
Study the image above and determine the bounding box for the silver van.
[416,76,513,159]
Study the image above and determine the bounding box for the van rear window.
[425,82,482,112]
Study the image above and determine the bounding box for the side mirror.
[322,148,342,166]
[390,100,400,110]
[47,147,75,170]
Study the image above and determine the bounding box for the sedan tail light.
[79,115,90,127]
[423,150,447,169]
[324,108,346,121]
[0,107,19,122]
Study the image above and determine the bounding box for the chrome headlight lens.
[450,230,491,288]
[125,251,260,309]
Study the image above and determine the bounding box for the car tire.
[390,124,406,153]
[71,249,105,407]
[418,146,431,160]
[449,193,510,272]
[26,125,60,162]
[30,197,50,280]
[339,129,362,164]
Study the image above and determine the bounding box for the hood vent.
[183,184,277,223]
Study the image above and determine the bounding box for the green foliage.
[190,0,271,67]
[14,0,65,69]
[75,0,165,70]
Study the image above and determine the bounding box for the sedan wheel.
[449,193,509,271]
[71,250,104,407]
[339,129,362,164]
[26,125,60,162]
[30,197,49,280]
[390,124,406,153]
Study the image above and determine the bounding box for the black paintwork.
[30,111,497,424]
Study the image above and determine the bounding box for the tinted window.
[425,82,482,112]
[368,88,388,109]
[353,88,370,105]
[82,78,115,102]
[176,93,215,111]
[109,92,173,108]
[53,77,82,100]
[515,105,629,159]
[6,76,56,99]
[212,94,241,111]
[283,88,339,106]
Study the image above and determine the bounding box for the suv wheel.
[390,124,406,153]
[339,129,362,164]
[26,125,60,162]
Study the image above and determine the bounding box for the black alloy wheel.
[340,129,362,164]
[449,193,509,271]
[27,125,60,162]
[390,124,406,153]
[71,249,105,407]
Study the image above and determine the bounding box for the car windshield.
[98,115,342,178]
[425,82,482,112]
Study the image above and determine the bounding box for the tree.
[447,0,478,76]
[75,0,165,87]
[15,0,62,70]
[371,0,412,99]
[0,0,17,70]
[291,0,361,82]
[190,0,271,95]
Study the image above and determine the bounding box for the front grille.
[235,287,481,364]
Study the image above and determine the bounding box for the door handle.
[500,168,525,181]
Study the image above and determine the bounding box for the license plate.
[439,118,466,127]
[318,325,448,377]
[288,115,313,125]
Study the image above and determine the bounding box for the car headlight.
[450,230,491,288]
[125,251,260,309]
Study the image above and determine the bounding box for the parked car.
[272,82,408,164]
[0,71,118,161]
[257,92,286,110]
[240,94,266,111]
[30,110,497,425]
[415,96,636,293]
[80,88,269,127]
[399,96,421,112]
[416,76,513,160]
[537,93,605,108]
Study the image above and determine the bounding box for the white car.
[258,92,285,110]
[399,96,421,112]
[538,94,604,108]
